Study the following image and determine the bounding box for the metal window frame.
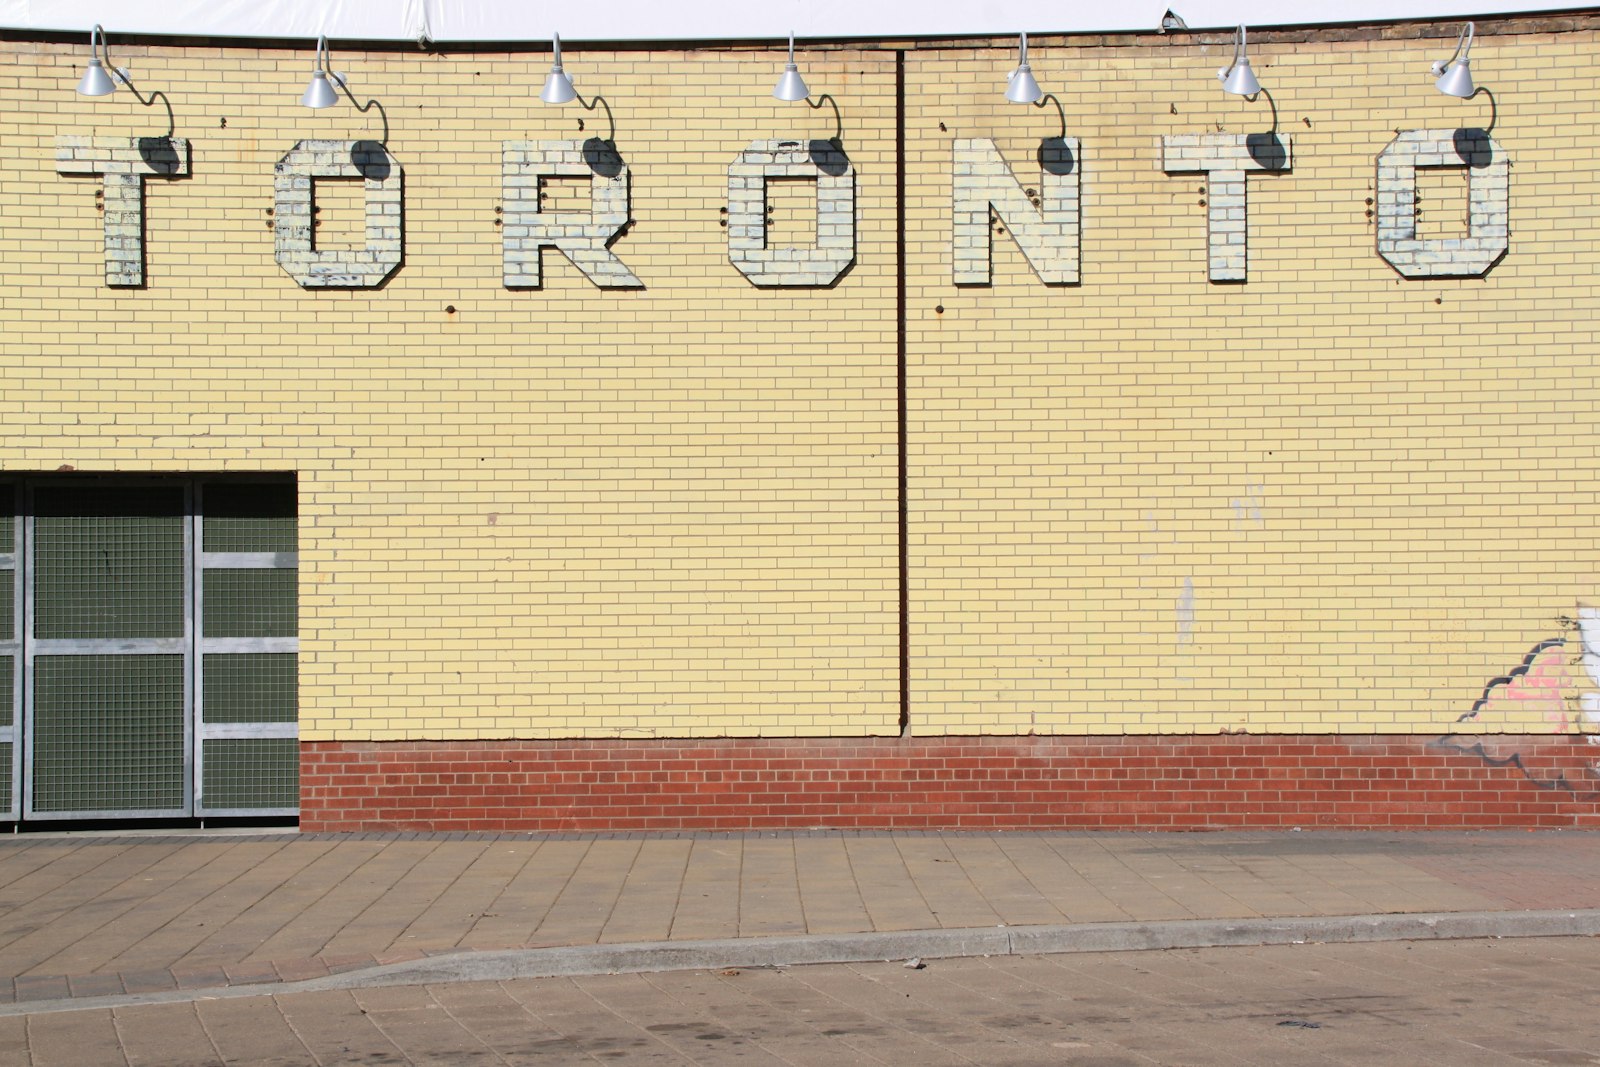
[193,480,299,818]
[21,478,195,820]
[0,480,19,822]
[9,476,299,822]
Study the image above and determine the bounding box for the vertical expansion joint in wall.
[896,50,910,737]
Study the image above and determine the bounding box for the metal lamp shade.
[302,70,339,108]
[542,34,578,104]
[1220,57,1260,96]
[773,64,809,102]
[77,57,117,96]
[1006,64,1042,104]
[1435,59,1474,98]
[773,34,808,102]
[541,66,577,104]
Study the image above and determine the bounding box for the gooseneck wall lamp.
[301,36,389,142]
[1431,22,1476,97]
[541,33,577,104]
[77,24,176,138]
[76,26,118,97]
[1217,25,1262,97]
[1001,33,1066,139]
[301,38,340,109]
[541,34,616,142]
[1006,32,1043,104]
[773,33,809,101]
[769,35,843,144]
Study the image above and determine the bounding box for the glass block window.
[33,487,186,640]
[32,654,186,813]
[0,658,11,729]
[201,738,298,809]
[203,569,298,638]
[194,476,298,816]
[203,654,297,723]
[203,483,297,554]
[0,483,15,821]
[4,476,298,822]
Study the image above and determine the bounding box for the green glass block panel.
[201,738,298,810]
[203,569,297,638]
[0,511,12,554]
[0,572,11,642]
[203,654,297,723]
[0,742,11,816]
[0,658,11,728]
[203,482,297,554]
[34,487,185,640]
[32,655,185,813]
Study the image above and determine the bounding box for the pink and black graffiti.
[1431,634,1600,799]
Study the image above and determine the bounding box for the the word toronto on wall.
[2,2,1599,831]
[55,126,1507,289]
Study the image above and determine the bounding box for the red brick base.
[298,734,1600,832]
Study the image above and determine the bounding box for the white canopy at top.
[0,0,1579,43]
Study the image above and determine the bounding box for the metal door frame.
[193,479,299,818]
[0,480,20,822]
[21,477,195,820]
[11,476,299,821]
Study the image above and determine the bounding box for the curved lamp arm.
[312,36,390,146]
[803,92,843,145]
[1430,22,1478,98]
[541,36,617,143]
[1217,25,1262,99]
[1431,22,1475,78]
[1030,92,1067,140]
[84,24,176,139]
[571,93,617,145]
[1222,25,1247,78]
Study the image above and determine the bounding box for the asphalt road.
[10,935,1600,1065]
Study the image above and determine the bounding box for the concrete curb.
[4,909,1598,1017]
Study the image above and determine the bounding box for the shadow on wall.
[1039,137,1074,175]
[351,140,392,179]
[1245,132,1287,170]
[137,136,185,173]
[584,137,623,178]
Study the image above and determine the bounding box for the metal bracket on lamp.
[1217,25,1262,99]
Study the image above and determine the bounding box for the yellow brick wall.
[0,39,901,740]
[908,28,1600,735]
[3,23,1597,744]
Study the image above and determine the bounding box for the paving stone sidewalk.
[0,829,1596,1007]
[15,938,1600,1067]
